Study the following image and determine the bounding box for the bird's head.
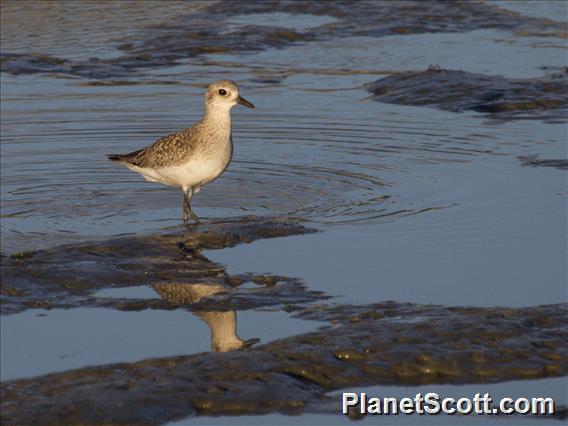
[205,80,255,112]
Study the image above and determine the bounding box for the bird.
[107,80,255,224]
[152,282,258,352]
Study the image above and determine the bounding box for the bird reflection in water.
[152,283,258,352]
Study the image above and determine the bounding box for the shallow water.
[0,306,323,381]
[1,0,567,419]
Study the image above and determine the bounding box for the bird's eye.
[218,89,227,96]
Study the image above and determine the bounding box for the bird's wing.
[111,123,203,168]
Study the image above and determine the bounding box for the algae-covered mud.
[1,223,567,424]
[366,67,568,121]
[2,299,566,425]
[1,218,324,315]
[1,0,567,425]
[2,1,565,79]
[518,154,568,170]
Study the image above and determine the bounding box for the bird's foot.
[189,208,201,225]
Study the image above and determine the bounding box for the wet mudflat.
[366,67,567,121]
[2,284,566,424]
[1,217,324,315]
[2,1,565,79]
[1,221,567,424]
[1,0,567,425]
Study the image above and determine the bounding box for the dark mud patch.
[518,155,568,170]
[2,1,565,79]
[0,217,325,315]
[1,302,566,425]
[78,79,181,87]
[0,52,132,79]
[366,67,568,121]
[212,0,566,37]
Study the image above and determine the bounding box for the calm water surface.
[1,0,566,396]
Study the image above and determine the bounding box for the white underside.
[127,159,226,190]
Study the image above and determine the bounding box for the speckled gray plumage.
[108,81,243,169]
[110,121,217,169]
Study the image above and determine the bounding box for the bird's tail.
[107,154,124,162]
[107,148,143,163]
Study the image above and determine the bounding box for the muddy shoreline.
[0,217,324,315]
[1,218,566,424]
[1,301,566,425]
[366,67,568,121]
[2,1,565,79]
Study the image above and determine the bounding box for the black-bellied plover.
[108,80,254,224]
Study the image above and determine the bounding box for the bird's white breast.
[128,140,232,189]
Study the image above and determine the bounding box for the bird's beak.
[236,95,255,109]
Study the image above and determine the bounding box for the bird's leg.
[189,208,201,224]
[183,187,201,225]
[183,190,189,224]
